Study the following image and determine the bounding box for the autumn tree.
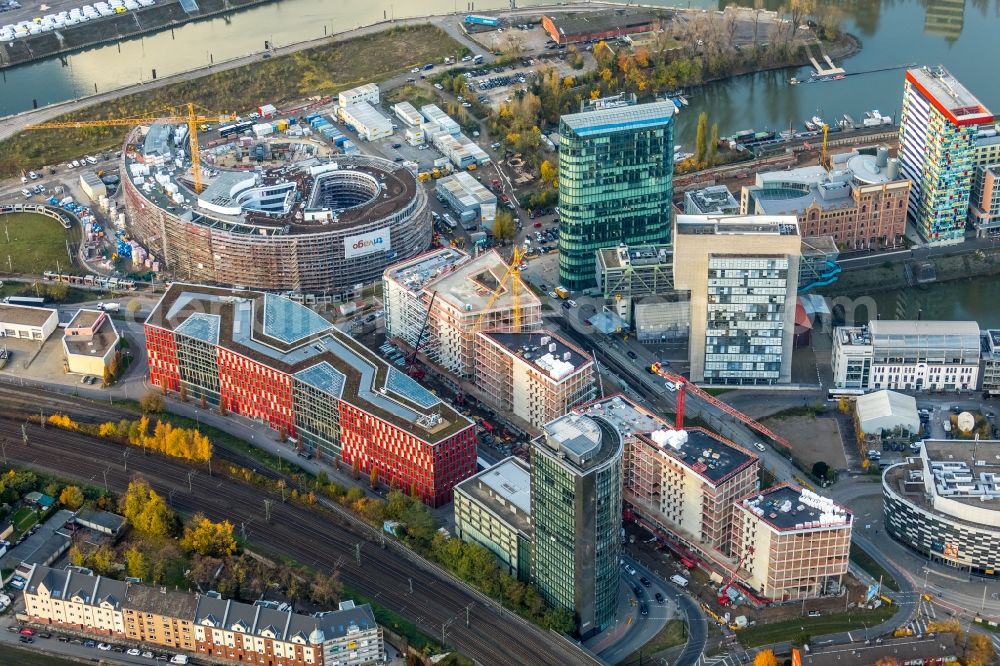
[140,391,164,414]
[695,112,709,166]
[539,160,558,187]
[119,477,176,538]
[965,632,996,666]
[369,466,379,490]
[59,485,84,510]
[753,649,778,666]
[309,570,343,607]
[709,122,719,166]
[491,209,517,244]
[180,513,238,557]
[124,546,149,580]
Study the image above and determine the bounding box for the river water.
[3,0,1000,131]
[3,0,1000,321]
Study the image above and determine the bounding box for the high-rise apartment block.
[673,215,801,385]
[474,330,595,432]
[742,148,910,251]
[898,66,993,244]
[731,485,852,602]
[558,98,674,289]
[531,412,623,638]
[383,248,541,378]
[145,283,476,507]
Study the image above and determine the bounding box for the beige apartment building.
[578,397,759,557]
[474,330,595,432]
[23,566,127,636]
[383,248,541,378]
[673,214,801,386]
[123,584,198,650]
[731,485,852,602]
[23,564,385,666]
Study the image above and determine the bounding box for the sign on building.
[344,228,391,259]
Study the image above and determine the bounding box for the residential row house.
[23,564,384,666]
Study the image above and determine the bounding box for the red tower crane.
[718,545,754,607]
[649,363,792,450]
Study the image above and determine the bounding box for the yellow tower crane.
[25,103,235,194]
[473,245,527,335]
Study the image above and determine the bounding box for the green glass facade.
[558,101,675,289]
[531,415,623,639]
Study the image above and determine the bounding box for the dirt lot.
[764,415,847,470]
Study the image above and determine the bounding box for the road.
[0,413,598,666]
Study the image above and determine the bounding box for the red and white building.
[145,283,476,507]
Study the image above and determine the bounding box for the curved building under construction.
[122,125,430,295]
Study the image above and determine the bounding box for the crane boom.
[25,104,235,194]
[717,545,754,606]
[472,246,526,335]
[649,362,792,450]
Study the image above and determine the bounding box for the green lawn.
[850,543,901,592]
[618,619,687,665]
[0,214,75,276]
[737,604,897,648]
[0,643,83,666]
[11,506,38,535]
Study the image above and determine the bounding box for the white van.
[169,656,189,665]
[670,575,688,588]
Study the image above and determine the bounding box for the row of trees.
[47,413,212,462]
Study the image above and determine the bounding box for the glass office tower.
[557,100,675,290]
[531,412,623,639]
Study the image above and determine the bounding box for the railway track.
[0,415,596,666]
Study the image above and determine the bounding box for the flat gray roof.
[907,66,993,124]
[457,457,532,537]
[0,303,56,328]
[738,484,851,532]
[675,214,800,236]
[561,101,674,137]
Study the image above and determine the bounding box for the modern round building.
[883,438,1000,577]
[122,126,430,294]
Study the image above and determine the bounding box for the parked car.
[627,350,638,360]
[127,648,142,656]
[754,442,766,452]
[808,610,821,617]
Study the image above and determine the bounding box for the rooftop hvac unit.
[562,352,571,361]
[548,343,556,353]
[540,336,550,345]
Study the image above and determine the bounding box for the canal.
[2,0,1000,145]
[865,277,1000,329]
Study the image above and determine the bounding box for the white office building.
[832,320,980,392]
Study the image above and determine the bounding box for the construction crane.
[25,103,235,194]
[405,291,437,381]
[718,545,754,607]
[649,362,792,450]
[472,245,527,335]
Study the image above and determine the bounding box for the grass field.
[850,543,901,592]
[0,643,84,666]
[0,213,75,275]
[0,24,467,176]
[737,604,896,647]
[618,619,687,665]
[11,506,38,534]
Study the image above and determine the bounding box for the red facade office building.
[145,283,476,507]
